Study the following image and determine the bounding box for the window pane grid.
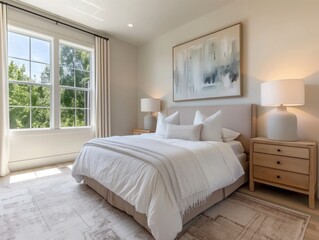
[7,30,92,130]
[59,44,91,128]
[8,33,51,84]
[8,31,51,129]
[9,106,50,109]
[60,85,89,91]
[60,67,90,88]
[60,68,90,74]
[9,80,50,87]
[9,106,51,129]
[60,108,90,127]
[8,56,49,65]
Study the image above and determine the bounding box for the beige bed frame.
[84,104,257,233]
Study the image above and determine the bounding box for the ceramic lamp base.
[267,106,298,141]
[144,113,156,130]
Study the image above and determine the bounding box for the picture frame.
[173,23,242,101]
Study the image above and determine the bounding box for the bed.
[72,104,257,240]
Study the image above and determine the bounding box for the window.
[60,44,91,127]
[8,31,51,129]
[7,29,93,130]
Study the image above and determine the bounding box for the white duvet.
[72,134,244,240]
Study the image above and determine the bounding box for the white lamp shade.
[141,98,160,112]
[261,79,305,106]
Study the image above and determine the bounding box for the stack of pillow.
[155,110,240,142]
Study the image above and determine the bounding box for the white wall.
[137,0,319,195]
[9,129,94,171]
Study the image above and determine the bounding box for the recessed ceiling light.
[128,24,134,28]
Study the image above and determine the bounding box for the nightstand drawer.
[253,153,309,175]
[254,143,309,159]
[254,166,309,190]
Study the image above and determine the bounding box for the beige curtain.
[0,3,10,176]
[94,37,110,138]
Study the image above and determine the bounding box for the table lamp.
[141,98,161,130]
[261,79,305,141]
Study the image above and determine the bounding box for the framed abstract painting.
[173,23,242,101]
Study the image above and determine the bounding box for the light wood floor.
[1,165,318,239]
[0,162,73,187]
[238,183,319,240]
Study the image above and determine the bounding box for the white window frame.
[7,27,53,130]
[7,24,95,135]
[58,40,93,129]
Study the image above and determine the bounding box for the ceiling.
[14,0,233,46]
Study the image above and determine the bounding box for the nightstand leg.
[309,191,315,209]
[249,180,255,192]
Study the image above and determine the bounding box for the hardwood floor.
[238,183,319,240]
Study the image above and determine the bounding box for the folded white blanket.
[83,136,212,215]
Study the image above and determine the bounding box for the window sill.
[10,127,94,136]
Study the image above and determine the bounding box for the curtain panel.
[0,3,10,176]
[94,37,110,138]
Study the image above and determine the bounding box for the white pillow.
[166,124,202,141]
[155,111,180,137]
[193,110,222,141]
[222,128,240,142]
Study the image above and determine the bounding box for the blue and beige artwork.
[173,24,241,101]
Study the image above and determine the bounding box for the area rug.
[0,171,309,240]
[180,192,309,240]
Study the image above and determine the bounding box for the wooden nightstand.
[249,137,317,209]
[132,129,155,135]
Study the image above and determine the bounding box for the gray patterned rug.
[0,171,309,240]
[181,193,309,240]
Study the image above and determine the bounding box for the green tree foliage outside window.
[8,31,91,129]
[8,61,50,129]
[60,44,91,127]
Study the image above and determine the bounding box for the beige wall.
[137,0,319,196]
[109,37,138,136]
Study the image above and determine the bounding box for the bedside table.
[132,129,155,135]
[249,137,317,209]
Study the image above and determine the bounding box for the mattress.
[225,140,246,165]
[226,140,245,155]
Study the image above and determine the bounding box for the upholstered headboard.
[166,104,257,153]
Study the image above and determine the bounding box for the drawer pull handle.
[277,175,281,179]
[277,149,281,152]
[277,161,281,164]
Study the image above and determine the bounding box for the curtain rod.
[0,1,109,41]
